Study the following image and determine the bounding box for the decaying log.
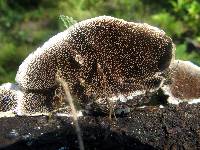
[0,102,199,150]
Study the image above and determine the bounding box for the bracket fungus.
[163,60,200,104]
[0,83,19,112]
[1,16,174,114]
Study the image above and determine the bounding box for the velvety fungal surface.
[169,60,200,100]
[0,83,19,112]
[3,16,174,114]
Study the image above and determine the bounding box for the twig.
[56,76,85,150]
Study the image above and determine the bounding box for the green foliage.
[176,44,200,64]
[151,12,184,37]
[170,0,200,37]
[59,15,77,29]
[0,0,200,84]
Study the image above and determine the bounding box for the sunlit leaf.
[59,15,77,28]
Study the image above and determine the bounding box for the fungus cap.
[167,60,200,100]
[15,16,174,98]
[0,83,19,112]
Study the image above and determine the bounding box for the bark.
[0,103,199,150]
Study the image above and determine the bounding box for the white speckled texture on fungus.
[162,60,200,104]
[4,16,174,114]
[0,83,54,114]
[0,83,19,112]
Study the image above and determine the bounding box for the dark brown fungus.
[2,16,174,113]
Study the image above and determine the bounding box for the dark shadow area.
[0,102,200,150]
[1,121,156,150]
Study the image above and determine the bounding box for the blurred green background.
[0,0,200,84]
